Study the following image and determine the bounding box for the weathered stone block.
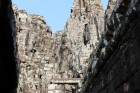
[48,84,57,90]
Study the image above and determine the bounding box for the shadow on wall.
[0,0,18,93]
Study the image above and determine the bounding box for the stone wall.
[81,0,140,93]
[13,5,55,93]
[12,0,105,93]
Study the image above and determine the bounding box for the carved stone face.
[61,33,69,44]
[19,13,28,23]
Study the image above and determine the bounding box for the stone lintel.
[51,78,84,84]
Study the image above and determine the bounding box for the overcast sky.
[12,0,108,32]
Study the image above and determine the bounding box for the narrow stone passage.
[0,0,140,93]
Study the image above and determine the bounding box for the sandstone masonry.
[11,0,140,93]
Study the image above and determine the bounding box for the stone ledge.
[51,78,84,84]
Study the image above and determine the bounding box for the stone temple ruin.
[0,0,140,93]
